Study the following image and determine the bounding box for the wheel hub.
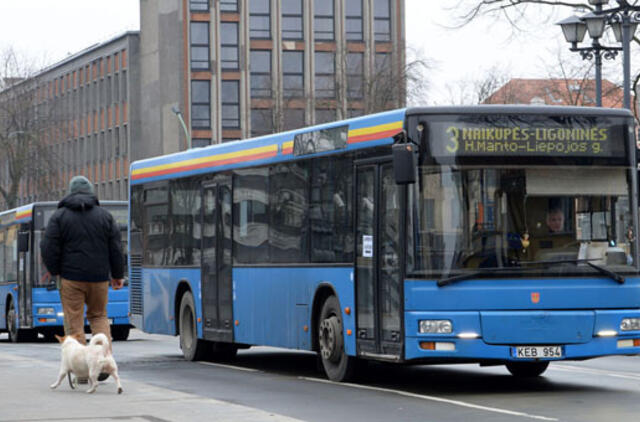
[319,315,342,362]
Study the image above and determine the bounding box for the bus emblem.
[531,292,540,304]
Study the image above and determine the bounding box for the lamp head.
[557,15,587,44]
[581,12,606,39]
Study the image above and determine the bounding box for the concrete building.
[0,32,140,207]
[139,0,407,156]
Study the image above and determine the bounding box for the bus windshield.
[409,165,637,277]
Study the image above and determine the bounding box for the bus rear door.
[200,177,233,343]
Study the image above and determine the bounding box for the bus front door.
[201,178,233,343]
[355,163,403,359]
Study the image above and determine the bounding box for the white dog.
[50,333,123,394]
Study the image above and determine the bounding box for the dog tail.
[89,333,111,355]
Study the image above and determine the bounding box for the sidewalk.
[0,349,302,422]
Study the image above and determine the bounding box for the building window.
[221,80,240,128]
[315,109,335,124]
[190,22,210,70]
[282,0,303,40]
[283,108,305,130]
[219,0,238,12]
[315,52,335,98]
[192,138,211,148]
[250,50,271,97]
[375,52,392,77]
[283,51,304,98]
[191,80,211,129]
[374,0,391,42]
[346,52,363,100]
[221,22,239,70]
[346,0,363,41]
[190,0,209,12]
[251,108,274,137]
[249,0,270,39]
[314,1,334,41]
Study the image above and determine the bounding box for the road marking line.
[198,361,259,372]
[550,364,640,380]
[300,377,558,421]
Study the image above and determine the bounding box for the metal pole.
[595,4,603,107]
[622,13,632,110]
[594,40,603,106]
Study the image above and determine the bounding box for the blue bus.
[129,106,640,381]
[0,201,131,342]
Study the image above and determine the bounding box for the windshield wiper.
[515,258,625,284]
[437,258,625,287]
[437,267,519,287]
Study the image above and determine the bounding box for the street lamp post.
[172,105,192,150]
[558,0,640,110]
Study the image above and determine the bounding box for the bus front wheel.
[7,302,36,343]
[318,295,357,382]
[505,361,550,377]
[179,291,207,361]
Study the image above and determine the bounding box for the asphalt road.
[0,330,639,422]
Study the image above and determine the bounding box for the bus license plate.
[513,346,562,359]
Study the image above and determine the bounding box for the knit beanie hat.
[68,175,94,195]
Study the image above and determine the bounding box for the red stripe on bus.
[348,128,402,144]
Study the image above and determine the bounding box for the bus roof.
[130,105,634,186]
[0,201,127,227]
[130,108,408,185]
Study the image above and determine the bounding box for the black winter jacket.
[40,193,124,282]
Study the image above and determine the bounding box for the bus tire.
[505,361,550,378]
[7,301,36,343]
[318,295,357,382]
[111,325,130,341]
[179,291,207,361]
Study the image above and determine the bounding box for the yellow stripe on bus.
[132,144,278,176]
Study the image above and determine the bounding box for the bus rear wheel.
[179,291,207,361]
[318,295,357,382]
[7,302,36,343]
[505,361,550,377]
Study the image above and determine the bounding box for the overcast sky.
[0,1,625,104]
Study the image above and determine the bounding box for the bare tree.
[453,0,640,115]
[0,47,61,209]
[442,65,513,105]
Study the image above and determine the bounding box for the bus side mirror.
[17,231,29,252]
[392,143,417,184]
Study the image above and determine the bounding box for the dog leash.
[67,373,76,389]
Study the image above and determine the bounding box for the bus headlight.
[37,307,55,315]
[620,318,640,331]
[419,320,452,334]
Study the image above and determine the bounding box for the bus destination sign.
[428,115,626,159]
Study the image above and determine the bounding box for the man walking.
[41,176,124,347]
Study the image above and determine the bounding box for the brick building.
[483,78,625,108]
